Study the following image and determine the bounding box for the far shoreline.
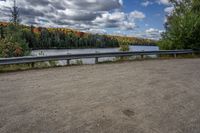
[31,44,158,51]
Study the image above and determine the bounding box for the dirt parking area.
[0,59,200,133]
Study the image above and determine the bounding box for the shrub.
[119,41,130,51]
[0,38,28,57]
[0,24,30,57]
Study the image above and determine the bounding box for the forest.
[0,22,156,57]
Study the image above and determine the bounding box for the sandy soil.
[0,59,200,133]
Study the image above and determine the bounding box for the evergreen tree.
[0,24,4,39]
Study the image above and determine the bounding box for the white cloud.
[87,28,106,34]
[145,28,164,40]
[141,1,153,7]
[93,10,145,30]
[141,0,170,6]
[146,28,161,33]
[129,11,146,20]
[164,6,174,14]
[158,0,169,5]
[119,0,123,5]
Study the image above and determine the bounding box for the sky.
[0,0,173,40]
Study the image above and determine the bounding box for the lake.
[31,45,159,65]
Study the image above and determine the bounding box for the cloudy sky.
[0,0,172,40]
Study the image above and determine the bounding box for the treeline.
[0,23,156,57]
[113,35,157,46]
[21,26,156,49]
[22,26,119,49]
[159,0,200,50]
[0,23,156,49]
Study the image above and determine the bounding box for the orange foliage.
[14,46,23,56]
[0,21,156,45]
[76,32,85,37]
[0,22,9,27]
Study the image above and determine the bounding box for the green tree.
[38,29,51,48]
[192,0,200,13]
[159,0,200,50]
[21,27,38,49]
[0,24,4,39]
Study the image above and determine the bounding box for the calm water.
[31,45,159,65]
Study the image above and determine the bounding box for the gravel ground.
[0,59,200,133]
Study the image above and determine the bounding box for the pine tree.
[0,24,4,39]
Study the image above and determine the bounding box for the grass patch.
[0,61,54,73]
[159,53,199,59]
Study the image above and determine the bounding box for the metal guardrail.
[0,49,194,66]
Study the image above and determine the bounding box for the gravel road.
[0,59,200,133]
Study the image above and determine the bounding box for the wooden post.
[67,59,70,65]
[95,57,98,64]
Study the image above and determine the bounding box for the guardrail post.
[67,59,70,65]
[174,53,177,58]
[192,51,195,56]
[157,54,160,59]
[31,62,34,68]
[141,54,144,59]
[95,57,98,64]
[141,50,145,59]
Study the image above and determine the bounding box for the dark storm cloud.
[58,11,101,21]
[66,0,122,11]
[20,7,44,17]
[26,0,50,6]
[51,2,66,10]
[0,0,144,33]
